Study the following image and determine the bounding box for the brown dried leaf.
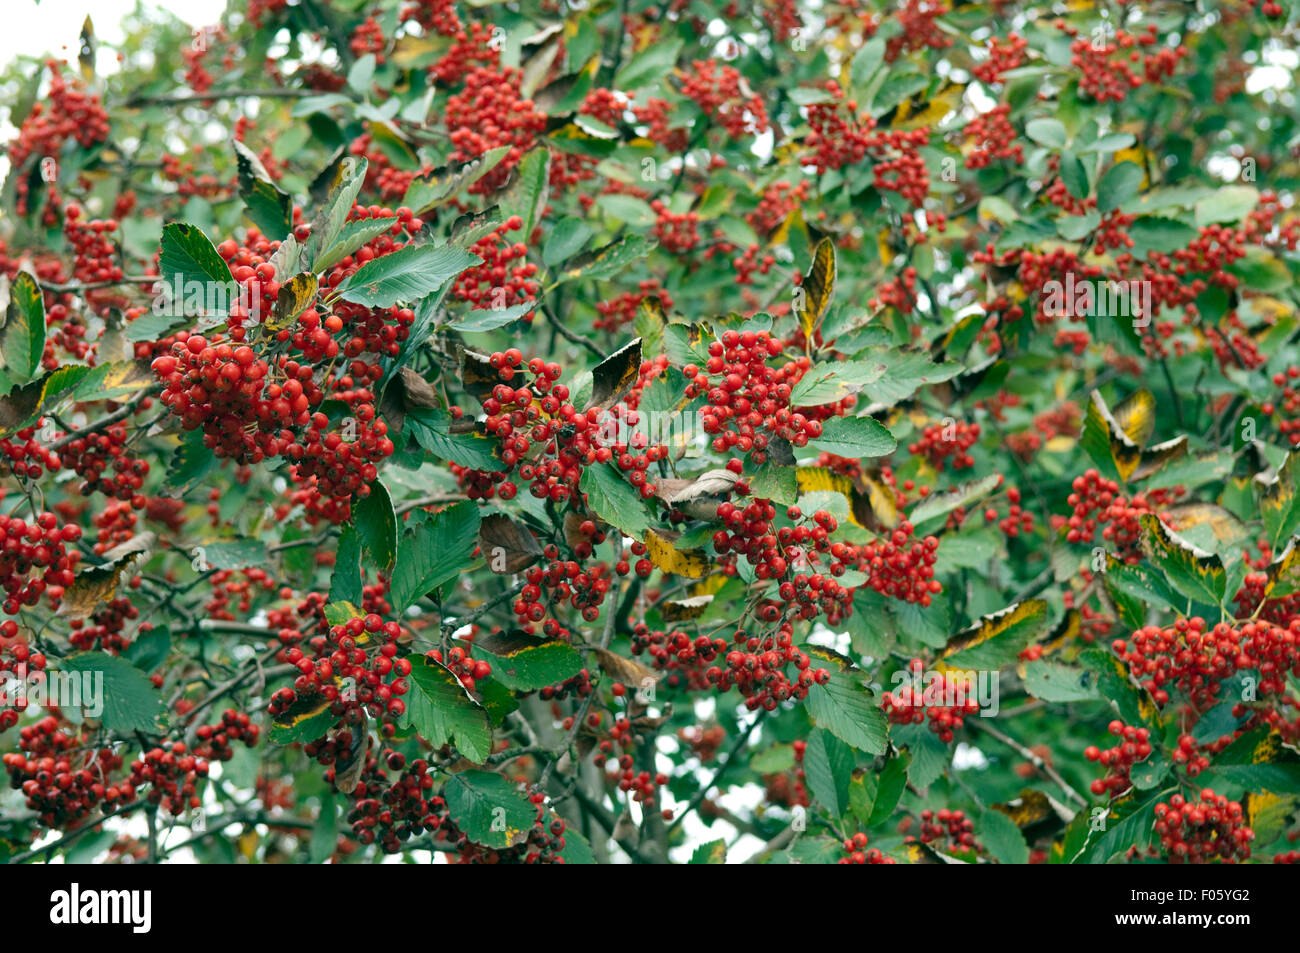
[592,647,662,688]
[479,513,543,574]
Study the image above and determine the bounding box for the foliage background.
[0,0,1299,864]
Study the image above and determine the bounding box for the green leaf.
[803,728,855,819]
[389,501,482,612]
[201,537,268,570]
[867,753,909,825]
[749,464,798,505]
[850,37,886,91]
[304,156,368,271]
[1097,161,1143,214]
[556,235,655,285]
[579,463,652,538]
[269,693,336,744]
[902,726,949,790]
[789,360,887,406]
[542,217,594,266]
[330,524,364,606]
[1138,513,1225,607]
[908,474,1001,529]
[233,139,293,239]
[470,632,583,691]
[803,647,888,754]
[1060,150,1090,200]
[402,146,511,216]
[689,839,727,864]
[1022,660,1099,702]
[406,408,501,470]
[1257,452,1300,551]
[750,743,796,774]
[312,216,397,273]
[860,350,962,406]
[335,243,481,308]
[443,770,535,846]
[979,809,1030,864]
[1025,117,1067,149]
[596,194,655,227]
[1194,185,1258,227]
[498,146,550,242]
[449,301,537,332]
[123,626,171,674]
[0,272,46,384]
[310,794,339,863]
[353,480,398,572]
[614,37,683,89]
[60,652,161,734]
[164,428,218,495]
[403,656,492,762]
[812,415,896,458]
[156,222,236,315]
[347,53,376,93]
[1075,789,1165,863]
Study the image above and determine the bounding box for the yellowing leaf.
[661,594,714,622]
[938,600,1050,669]
[644,528,709,578]
[269,273,318,331]
[796,238,835,341]
[1111,388,1156,447]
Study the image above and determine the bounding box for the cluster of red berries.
[678,59,769,138]
[1154,789,1253,863]
[910,419,980,470]
[914,807,979,853]
[1113,617,1300,709]
[292,399,394,502]
[1172,732,1212,777]
[62,205,122,286]
[427,645,492,694]
[983,486,1036,538]
[712,623,831,711]
[972,33,1028,85]
[632,97,689,151]
[853,523,942,606]
[449,217,539,312]
[650,200,701,254]
[1084,720,1152,796]
[349,16,386,64]
[1263,365,1300,446]
[402,0,461,35]
[803,81,930,205]
[446,66,546,195]
[4,716,131,829]
[594,281,673,331]
[0,512,81,615]
[8,61,109,214]
[0,422,62,481]
[964,104,1023,169]
[153,335,281,463]
[129,742,208,815]
[881,660,980,742]
[838,831,895,864]
[429,21,500,84]
[684,330,831,459]
[56,422,149,506]
[68,596,138,653]
[747,180,811,235]
[271,612,413,735]
[516,551,618,631]
[193,709,260,762]
[1061,22,1187,102]
[1060,469,1164,563]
